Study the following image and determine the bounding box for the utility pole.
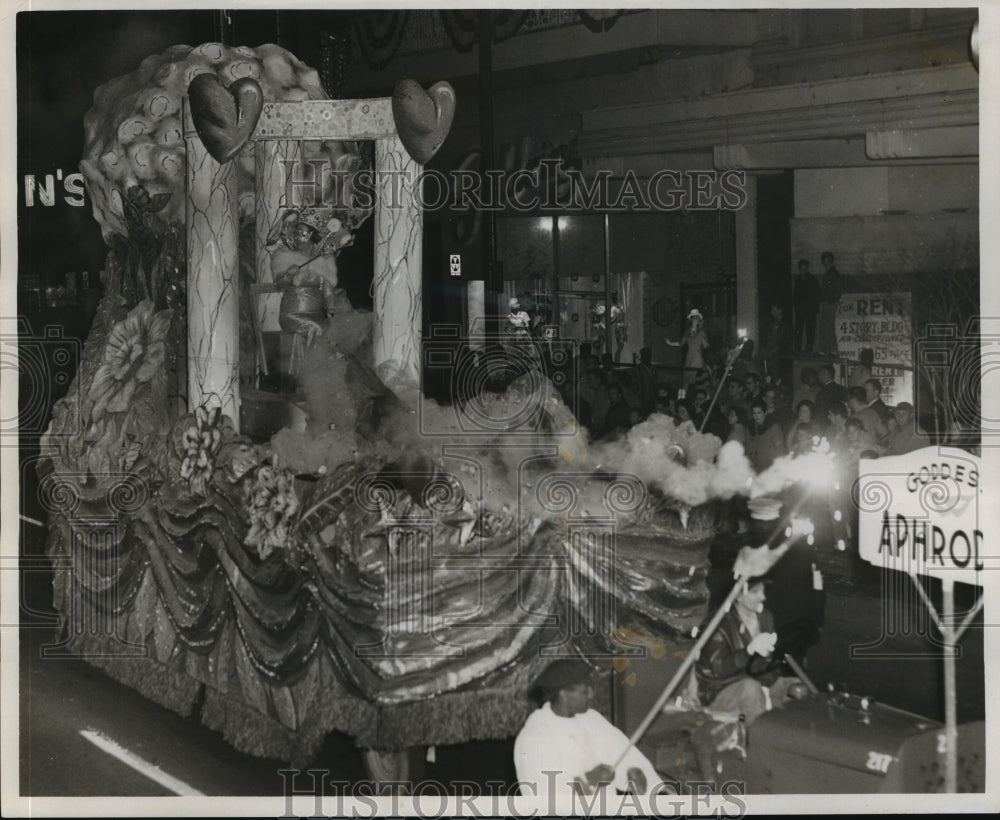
[216,10,233,46]
[477,10,498,333]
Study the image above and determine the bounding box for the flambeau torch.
[699,329,749,435]
[610,515,815,772]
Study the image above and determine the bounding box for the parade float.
[38,43,762,773]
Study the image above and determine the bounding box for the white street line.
[79,728,205,796]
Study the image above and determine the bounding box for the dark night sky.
[17,10,217,284]
[15,9,353,289]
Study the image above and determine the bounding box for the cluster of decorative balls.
[80,42,328,242]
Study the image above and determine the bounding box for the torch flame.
[789,517,814,537]
[732,517,812,578]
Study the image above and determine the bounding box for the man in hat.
[849,348,875,390]
[749,496,825,667]
[513,659,660,796]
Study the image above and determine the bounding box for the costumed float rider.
[513,659,660,796]
[268,207,354,375]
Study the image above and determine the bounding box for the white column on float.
[373,134,423,393]
[183,98,241,430]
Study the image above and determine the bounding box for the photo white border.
[1,0,995,815]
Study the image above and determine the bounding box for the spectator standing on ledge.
[814,251,842,357]
[793,259,820,353]
[667,308,710,385]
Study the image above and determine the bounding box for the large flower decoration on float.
[179,405,225,496]
[244,459,300,561]
[87,299,172,423]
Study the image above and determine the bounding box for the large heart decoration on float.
[188,74,264,163]
[391,79,456,164]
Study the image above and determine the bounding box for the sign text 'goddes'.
[858,447,984,587]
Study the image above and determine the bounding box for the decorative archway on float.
[182,95,423,430]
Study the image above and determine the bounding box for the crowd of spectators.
[546,343,931,471]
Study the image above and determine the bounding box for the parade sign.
[837,292,913,406]
[858,447,983,587]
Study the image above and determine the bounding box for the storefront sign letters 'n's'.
[24,171,87,207]
[858,447,985,587]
